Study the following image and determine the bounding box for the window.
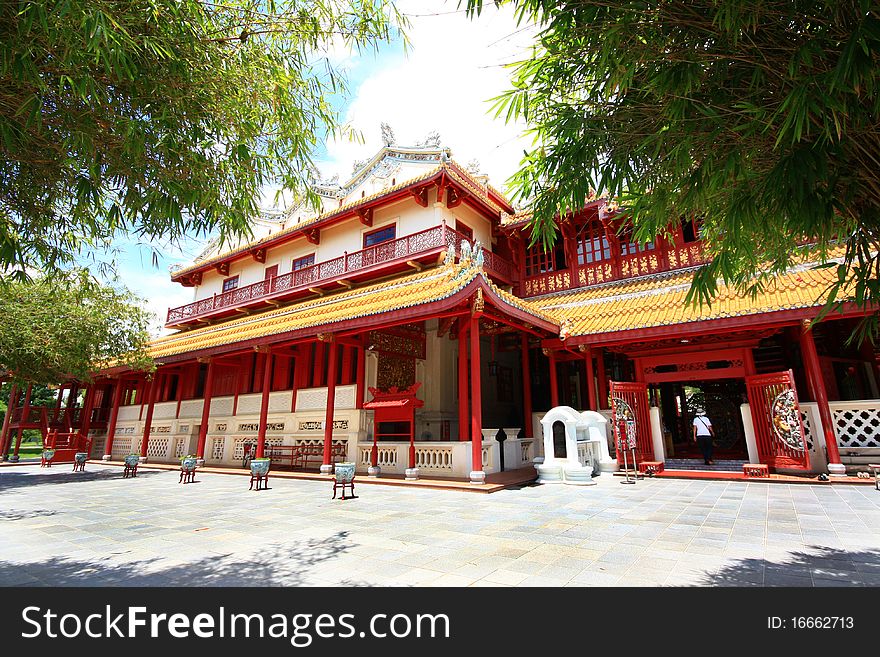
[456,220,474,242]
[292,254,315,271]
[363,224,396,248]
[576,220,611,265]
[525,240,566,276]
[682,217,704,243]
[222,276,239,292]
[620,233,655,257]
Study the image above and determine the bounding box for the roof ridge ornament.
[381,122,396,147]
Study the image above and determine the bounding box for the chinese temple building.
[4,135,878,482]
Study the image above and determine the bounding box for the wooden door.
[745,370,810,471]
[610,381,653,461]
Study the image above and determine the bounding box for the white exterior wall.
[187,188,487,303]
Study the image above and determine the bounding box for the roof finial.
[380,122,396,147]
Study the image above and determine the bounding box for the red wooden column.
[340,346,353,385]
[255,351,274,459]
[469,315,484,484]
[12,385,33,460]
[103,379,125,460]
[53,384,65,422]
[139,374,160,460]
[196,359,215,463]
[355,342,366,409]
[547,350,560,408]
[799,321,845,475]
[321,337,339,474]
[584,347,597,411]
[458,319,470,441]
[596,347,608,409]
[520,334,533,437]
[0,383,19,460]
[12,430,23,460]
[78,383,96,440]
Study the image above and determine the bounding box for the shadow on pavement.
[0,531,352,586]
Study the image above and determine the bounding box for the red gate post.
[799,321,845,475]
[139,374,160,462]
[103,379,125,460]
[255,351,273,460]
[520,334,533,437]
[195,358,215,465]
[321,337,339,475]
[469,315,484,484]
[547,349,560,408]
[0,382,19,460]
[458,318,470,441]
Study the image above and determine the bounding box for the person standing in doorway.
[692,410,715,465]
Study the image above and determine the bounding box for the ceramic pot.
[250,458,271,477]
[334,462,356,483]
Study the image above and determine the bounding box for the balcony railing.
[167,224,515,326]
[521,241,706,297]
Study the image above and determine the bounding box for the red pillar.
[256,352,273,459]
[196,359,215,461]
[12,429,23,458]
[79,383,96,440]
[313,341,326,387]
[596,347,608,409]
[355,343,366,410]
[139,374,160,459]
[584,348,597,411]
[321,338,339,473]
[800,321,845,474]
[103,379,125,459]
[0,382,19,459]
[341,346,353,385]
[548,350,559,408]
[469,316,484,483]
[458,319,470,441]
[520,335,533,437]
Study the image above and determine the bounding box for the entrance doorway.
[655,378,748,460]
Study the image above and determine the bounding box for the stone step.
[664,458,747,473]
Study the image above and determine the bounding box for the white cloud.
[316,0,536,194]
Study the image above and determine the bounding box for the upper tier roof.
[170,142,514,283]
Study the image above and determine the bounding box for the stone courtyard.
[1,463,878,587]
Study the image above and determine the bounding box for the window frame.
[292,253,316,271]
[363,223,397,249]
[222,276,239,293]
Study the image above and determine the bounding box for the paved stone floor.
[1,463,879,587]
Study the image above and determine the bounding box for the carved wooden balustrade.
[166,224,514,326]
[521,240,707,297]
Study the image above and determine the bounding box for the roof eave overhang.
[148,275,558,365]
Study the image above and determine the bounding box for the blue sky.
[107,1,536,336]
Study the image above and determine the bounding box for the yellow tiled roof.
[151,260,555,360]
[534,262,841,338]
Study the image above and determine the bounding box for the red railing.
[166,224,514,325]
[521,241,707,297]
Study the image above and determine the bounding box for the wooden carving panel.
[377,354,416,390]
